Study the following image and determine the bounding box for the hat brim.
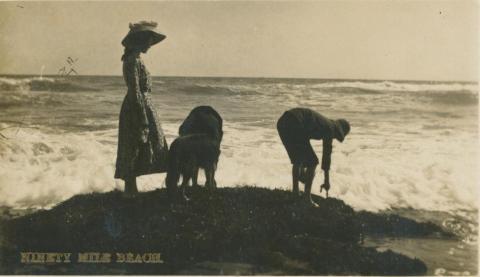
[122,30,166,48]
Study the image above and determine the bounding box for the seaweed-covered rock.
[0,187,433,275]
[356,211,455,238]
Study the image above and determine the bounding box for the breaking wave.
[308,80,478,93]
[0,77,99,92]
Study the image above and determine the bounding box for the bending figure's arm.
[321,138,332,196]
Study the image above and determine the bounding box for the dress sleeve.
[321,138,333,171]
[124,58,149,126]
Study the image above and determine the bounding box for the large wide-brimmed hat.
[121,21,166,48]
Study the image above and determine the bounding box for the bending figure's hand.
[320,182,330,198]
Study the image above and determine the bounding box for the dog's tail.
[165,138,180,197]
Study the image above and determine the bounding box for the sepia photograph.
[0,1,478,275]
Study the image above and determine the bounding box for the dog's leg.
[292,164,301,196]
[212,172,217,189]
[180,173,190,201]
[212,162,217,189]
[181,161,195,200]
[192,166,199,187]
[205,166,216,189]
[205,168,211,189]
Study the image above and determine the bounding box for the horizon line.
[0,73,478,84]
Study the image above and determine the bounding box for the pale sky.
[0,1,478,81]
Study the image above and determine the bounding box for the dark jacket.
[287,108,336,171]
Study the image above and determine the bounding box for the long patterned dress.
[114,53,168,180]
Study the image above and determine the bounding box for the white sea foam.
[0,120,477,214]
[0,126,120,209]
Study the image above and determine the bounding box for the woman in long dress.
[115,21,168,194]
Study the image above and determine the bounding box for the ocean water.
[0,75,478,274]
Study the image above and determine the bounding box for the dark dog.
[165,134,220,193]
[166,106,223,197]
[179,105,223,143]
